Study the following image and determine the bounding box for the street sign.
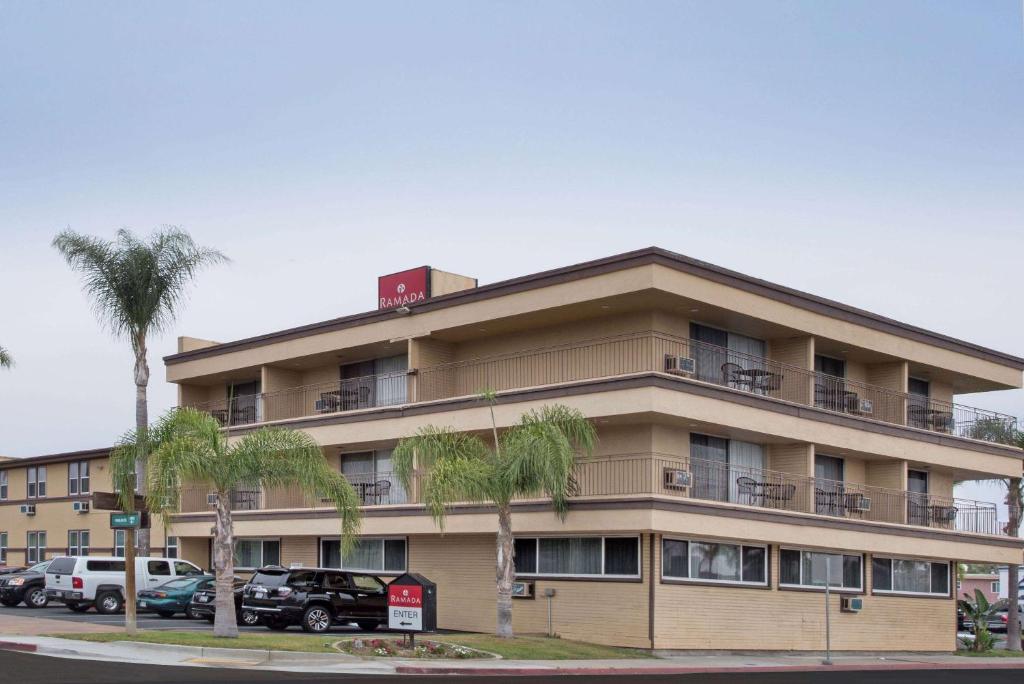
[109,512,141,529]
[387,573,437,634]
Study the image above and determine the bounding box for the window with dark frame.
[0,532,7,564]
[27,466,46,499]
[319,537,406,573]
[872,557,950,596]
[68,530,90,556]
[166,536,178,559]
[26,531,46,564]
[512,536,640,578]
[68,461,90,496]
[780,548,862,590]
[0,471,7,500]
[661,538,767,585]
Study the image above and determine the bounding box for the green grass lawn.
[48,630,653,660]
[956,649,1024,658]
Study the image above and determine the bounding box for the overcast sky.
[0,1,1021,504]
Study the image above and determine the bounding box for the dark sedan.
[0,561,51,608]
[188,580,259,626]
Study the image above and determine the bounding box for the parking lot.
[0,602,382,635]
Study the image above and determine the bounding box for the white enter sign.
[389,606,422,631]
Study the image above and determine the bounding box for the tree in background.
[0,346,12,369]
[53,227,226,556]
[394,396,596,639]
[113,408,362,638]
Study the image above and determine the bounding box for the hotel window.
[513,536,640,578]
[27,531,46,564]
[0,532,7,564]
[662,538,767,586]
[689,434,765,503]
[68,461,90,495]
[166,536,179,559]
[114,529,139,558]
[27,466,46,498]
[339,355,408,410]
[340,449,407,504]
[68,530,90,556]
[233,539,280,569]
[0,471,7,500]
[780,548,862,591]
[689,323,767,385]
[320,537,406,573]
[872,557,950,597]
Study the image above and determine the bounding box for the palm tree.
[53,227,227,555]
[393,397,596,639]
[0,346,12,369]
[112,408,362,638]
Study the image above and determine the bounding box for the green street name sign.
[109,512,141,529]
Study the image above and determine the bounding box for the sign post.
[387,573,437,648]
[97,493,149,636]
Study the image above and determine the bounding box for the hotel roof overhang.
[163,247,1024,390]
[0,447,111,468]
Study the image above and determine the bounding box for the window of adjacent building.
[233,539,280,569]
[993,580,1001,593]
[114,529,139,558]
[26,531,46,564]
[27,466,46,498]
[68,530,90,556]
[0,532,7,564]
[0,471,7,500]
[166,536,178,559]
[320,537,406,573]
[662,538,767,586]
[513,536,640,578]
[780,548,862,591]
[68,461,90,496]
[689,433,765,504]
[340,449,408,504]
[872,557,950,596]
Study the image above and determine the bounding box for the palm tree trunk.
[495,503,514,639]
[1007,478,1022,651]
[212,494,239,638]
[134,338,151,556]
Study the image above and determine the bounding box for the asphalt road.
[0,602,379,635]
[2,650,1023,684]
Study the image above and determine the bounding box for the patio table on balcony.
[723,367,784,395]
[736,477,797,507]
[907,406,955,433]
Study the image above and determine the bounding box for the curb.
[395,662,1024,676]
[0,640,37,653]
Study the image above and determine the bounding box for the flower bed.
[334,637,493,659]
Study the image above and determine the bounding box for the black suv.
[242,566,387,633]
[0,561,51,608]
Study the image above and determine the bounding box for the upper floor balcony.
[174,452,1015,538]
[184,331,1018,446]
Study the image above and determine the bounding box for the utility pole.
[822,555,834,666]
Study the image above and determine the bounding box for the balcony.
[174,453,1013,537]
[184,331,1017,445]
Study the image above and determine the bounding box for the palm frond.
[0,346,13,369]
[145,408,228,516]
[394,427,495,529]
[229,428,362,551]
[53,227,228,347]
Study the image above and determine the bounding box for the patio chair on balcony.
[931,411,954,434]
[736,476,760,505]
[930,504,958,528]
[721,363,752,391]
[315,391,342,413]
[374,479,392,505]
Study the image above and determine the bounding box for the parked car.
[963,599,1023,633]
[242,566,388,633]
[45,556,204,614]
[0,561,52,608]
[0,566,26,576]
[189,578,260,626]
[138,575,215,618]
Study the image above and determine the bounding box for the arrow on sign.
[400,622,412,627]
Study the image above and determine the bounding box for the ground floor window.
[234,538,280,570]
[68,530,89,556]
[779,548,862,591]
[0,532,7,564]
[872,557,950,597]
[513,536,640,578]
[27,531,46,564]
[662,538,767,586]
[114,529,139,558]
[320,537,406,573]
[166,536,178,559]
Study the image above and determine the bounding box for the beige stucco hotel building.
[3,247,1022,651]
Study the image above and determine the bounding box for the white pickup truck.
[45,556,204,614]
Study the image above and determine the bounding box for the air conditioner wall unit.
[73,501,90,513]
[207,493,218,506]
[664,355,696,375]
[663,468,692,489]
[859,399,874,414]
[20,504,36,515]
[854,497,872,512]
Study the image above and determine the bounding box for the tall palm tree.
[0,346,12,369]
[113,408,362,638]
[393,397,596,639]
[53,227,227,555]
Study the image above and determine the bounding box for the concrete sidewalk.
[2,633,1024,676]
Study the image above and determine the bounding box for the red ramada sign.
[388,584,423,631]
[388,584,422,607]
[378,266,429,310]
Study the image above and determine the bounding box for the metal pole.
[822,555,833,665]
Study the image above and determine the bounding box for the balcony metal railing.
[182,331,1017,445]
[174,455,1014,537]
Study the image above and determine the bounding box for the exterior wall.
[867,361,908,394]
[767,443,812,475]
[179,537,210,569]
[768,336,813,369]
[280,536,319,568]
[866,460,906,491]
[430,269,477,297]
[960,576,999,604]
